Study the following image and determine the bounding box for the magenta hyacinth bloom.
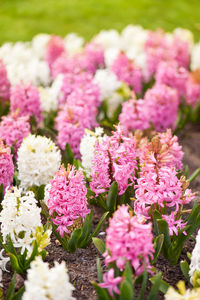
[99,269,122,297]
[103,205,154,275]
[112,52,142,94]
[0,139,14,191]
[0,60,10,101]
[90,126,137,195]
[84,42,105,73]
[119,98,150,133]
[0,113,30,157]
[47,165,90,237]
[155,61,188,98]
[45,35,66,70]
[10,83,43,126]
[144,84,179,131]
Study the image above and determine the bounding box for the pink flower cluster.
[0,139,14,191]
[0,113,30,157]
[103,205,154,275]
[99,269,122,297]
[51,42,104,78]
[119,84,179,133]
[145,30,190,80]
[186,71,200,106]
[90,126,137,195]
[112,52,142,94]
[56,76,100,158]
[10,83,42,126]
[134,131,195,235]
[144,84,179,131]
[47,164,90,237]
[0,60,10,101]
[45,35,66,71]
[119,97,150,133]
[155,61,188,98]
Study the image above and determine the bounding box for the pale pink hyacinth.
[135,166,190,217]
[56,81,100,158]
[90,126,137,195]
[103,205,154,275]
[45,35,66,70]
[144,84,179,131]
[119,98,150,133]
[0,113,30,157]
[58,72,100,108]
[112,52,142,94]
[185,71,200,107]
[144,31,190,80]
[162,212,187,236]
[47,164,90,237]
[158,129,184,170]
[84,42,104,73]
[0,60,10,101]
[10,83,43,126]
[99,269,122,297]
[155,61,188,98]
[0,140,14,191]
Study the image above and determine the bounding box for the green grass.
[0,0,200,44]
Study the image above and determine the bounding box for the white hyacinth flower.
[64,33,84,54]
[0,250,9,288]
[0,187,42,254]
[173,28,194,51]
[39,86,58,112]
[23,257,75,300]
[80,127,106,177]
[93,29,121,50]
[17,135,61,189]
[107,92,124,119]
[191,42,200,71]
[32,33,51,59]
[93,69,122,101]
[189,229,200,285]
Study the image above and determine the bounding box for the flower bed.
[0,25,200,299]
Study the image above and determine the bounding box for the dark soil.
[2,123,200,300]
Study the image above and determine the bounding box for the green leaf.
[92,238,105,255]
[157,219,173,260]
[6,235,17,256]
[89,211,109,241]
[62,143,74,167]
[124,261,133,286]
[12,286,25,300]
[106,182,118,213]
[152,234,164,264]
[5,272,16,300]
[0,183,4,203]
[147,272,162,300]
[120,279,134,300]
[78,211,93,247]
[9,253,23,274]
[25,240,38,268]
[92,282,111,300]
[97,258,103,282]
[40,200,50,218]
[36,184,45,201]
[180,260,190,282]
[150,277,169,294]
[137,264,147,300]
[188,168,200,183]
[67,228,82,252]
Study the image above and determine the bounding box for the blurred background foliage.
[0,0,199,43]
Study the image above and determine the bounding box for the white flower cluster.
[39,75,63,112]
[80,127,106,176]
[0,41,50,86]
[17,134,61,189]
[191,42,200,71]
[189,229,200,284]
[0,187,41,254]
[64,33,84,54]
[23,256,75,300]
[93,69,122,101]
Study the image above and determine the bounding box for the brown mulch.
[2,123,200,299]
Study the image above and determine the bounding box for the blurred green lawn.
[0,0,200,44]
